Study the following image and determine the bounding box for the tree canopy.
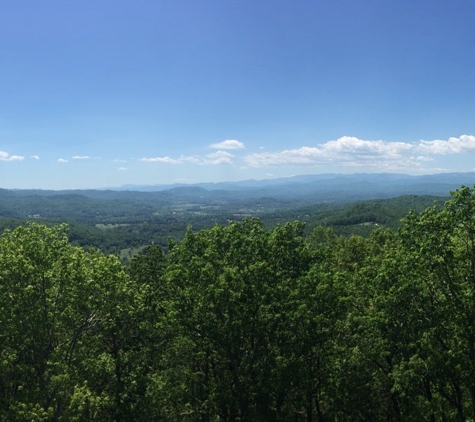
[3,185,475,420]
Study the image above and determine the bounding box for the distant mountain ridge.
[5,172,475,200]
[114,172,475,193]
[2,173,475,220]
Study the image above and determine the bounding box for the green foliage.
[4,186,475,420]
[0,223,142,420]
[158,220,308,419]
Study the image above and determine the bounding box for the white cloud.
[138,135,475,173]
[418,134,475,154]
[140,151,233,166]
[31,155,40,160]
[323,136,413,157]
[204,151,234,165]
[58,158,68,163]
[0,150,24,161]
[209,140,245,150]
[113,158,127,163]
[72,155,91,160]
[118,167,127,171]
[244,135,474,170]
[140,156,178,164]
[140,155,200,164]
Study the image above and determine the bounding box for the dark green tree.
[145,219,324,420]
[0,223,141,421]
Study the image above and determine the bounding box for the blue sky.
[2,0,475,189]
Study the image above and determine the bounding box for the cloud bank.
[137,135,475,173]
[244,135,475,171]
[418,135,475,154]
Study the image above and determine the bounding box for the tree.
[145,219,323,420]
[393,185,475,420]
[0,223,137,421]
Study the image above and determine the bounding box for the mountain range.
[4,172,475,203]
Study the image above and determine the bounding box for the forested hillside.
[0,189,446,260]
[3,172,467,259]
[2,185,475,420]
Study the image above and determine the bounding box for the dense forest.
[0,187,446,261]
[2,185,475,420]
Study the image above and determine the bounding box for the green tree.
[0,223,139,421]
[145,219,321,420]
[395,185,475,420]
